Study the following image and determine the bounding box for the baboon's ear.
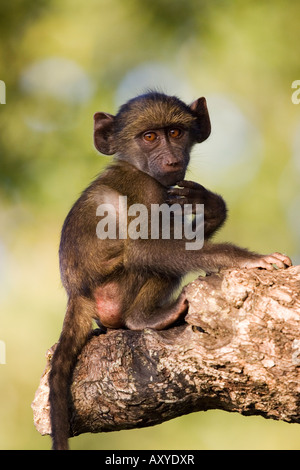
[94,112,116,155]
[190,97,211,143]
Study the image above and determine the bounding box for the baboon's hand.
[240,252,292,270]
[167,180,209,207]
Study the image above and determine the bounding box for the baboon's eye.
[169,128,182,139]
[143,132,157,142]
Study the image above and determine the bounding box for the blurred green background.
[0,0,300,450]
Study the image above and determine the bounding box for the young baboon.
[49,91,292,449]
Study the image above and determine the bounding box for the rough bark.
[32,266,300,438]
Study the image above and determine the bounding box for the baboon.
[49,91,292,449]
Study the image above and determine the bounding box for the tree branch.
[32,266,300,438]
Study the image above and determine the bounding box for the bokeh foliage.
[0,0,300,449]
